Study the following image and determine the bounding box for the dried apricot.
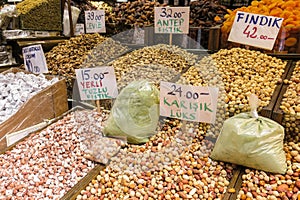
[285,37,297,47]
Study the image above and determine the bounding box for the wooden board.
[223,167,243,200]
[260,60,293,118]
[0,68,68,151]
[272,61,297,124]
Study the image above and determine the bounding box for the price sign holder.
[228,11,283,50]
[22,44,48,74]
[85,10,106,33]
[160,81,219,123]
[75,67,118,112]
[154,7,190,45]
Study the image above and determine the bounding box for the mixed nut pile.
[281,61,300,142]
[0,72,58,123]
[76,119,237,200]
[237,142,300,200]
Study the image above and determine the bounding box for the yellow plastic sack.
[211,95,287,174]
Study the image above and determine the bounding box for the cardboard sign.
[160,81,218,123]
[75,24,85,35]
[228,11,283,50]
[75,67,118,100]
[22,44,48,74]
[154,7,190,34]
[85,10,106,33]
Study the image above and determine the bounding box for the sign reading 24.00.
[160,81,219,123]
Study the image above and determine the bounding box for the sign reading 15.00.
[154,7,190,34]
[75,67,118,101]
[160,81,219,123]
[85,10,106,33]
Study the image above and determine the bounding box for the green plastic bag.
[103,80,159,144]
[211,95,287,174]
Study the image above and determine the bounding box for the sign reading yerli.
[160,81,218,123]
[75,67,118,100]
[154,7,190,34]
[22,44,48,74]
[85,10,106,33]
[228,11,283,50]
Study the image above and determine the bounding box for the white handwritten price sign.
[22,44,48,74]
[228,11,283,50]
[75,24,85,35]
[75,67,118,101]
[85,10,106,33]
[154,7,190,34]
[160,81,219,123]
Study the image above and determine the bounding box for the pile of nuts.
[109,44,198,85]
[221,0,300,53]
[237,141,300,200]
[280,61,300,142]
[82,38,129,69]
[76,119,237,200]
[0,72,58,123]
[45,34,106,94]
[0,109,112,199]
[179,48,286,118]
[16,0,62,31]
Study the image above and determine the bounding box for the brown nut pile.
[45,34,106,94]
[280,62,300,143]
[180,48,286,118]
[109,44,198,83]
[76,119,237,200]
[189,0,228,27]
[82,38,129,69]
[0,109,111,199]
[237,141,300,200]
[16,0,62,31]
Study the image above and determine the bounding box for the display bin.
[271,61,300,142]
[0,68,68,151]
[17,0,62,31]
[0,106,106,199]
[221,26,300,54]
[144,26,221,52]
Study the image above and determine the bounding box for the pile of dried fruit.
[280,61,300,142]
[221,0,300,53]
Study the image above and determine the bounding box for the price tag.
[228,11,283,50]
[75,67,118,100]
[22,44,48,74]
[75,24,85,35]
[154,7,190,34]
[85,10,106,33]
[160,81,218,123]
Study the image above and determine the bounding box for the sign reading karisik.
[75,67,118,100]
[154,7,190,34]
[160,81,218,123]
[228,11,283,50]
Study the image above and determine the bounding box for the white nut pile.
[0,109,110,199]
[76,119,237,200]
[280,61,300,142]
[0,72,58,123]
[237,142,300,200]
